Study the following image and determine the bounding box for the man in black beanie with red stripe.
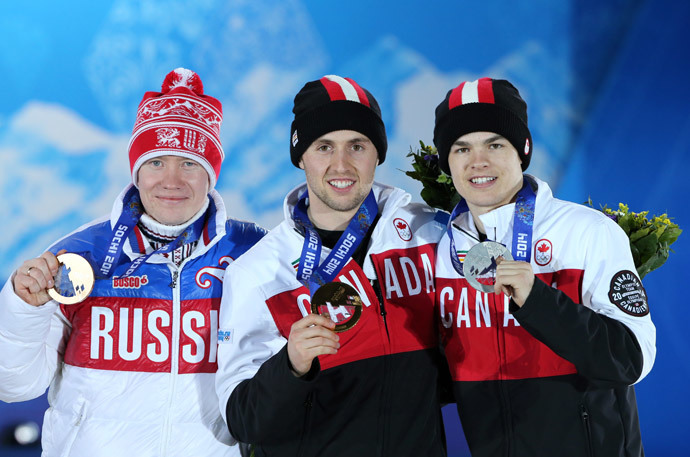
[433,77,656,456]
[216,75,449,456]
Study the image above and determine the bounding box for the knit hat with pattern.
[128,68,224,188]
[290,75,387,167]
[434,77,532,174]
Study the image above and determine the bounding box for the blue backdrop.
[1,1,688,455]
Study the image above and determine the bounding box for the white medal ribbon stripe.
[461,79,480,104]
[324,74,362,103]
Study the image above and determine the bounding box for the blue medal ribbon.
[293,190,378,297]
[447,176,536,276]
[96,187,209,279]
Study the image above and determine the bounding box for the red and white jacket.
[215,182,448,457]
[0,185,266,457]
[436,176,656,457]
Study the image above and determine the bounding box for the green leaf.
[629,227,651,242]
[629,241,641,267]
[634,233,658,263]
[659,226,682,245]
[637,251,669,279]
[617,213,634,234]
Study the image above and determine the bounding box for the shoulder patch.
[393,218,412,241]
[608,270,649,316]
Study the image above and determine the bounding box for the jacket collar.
[465,174,552,242]
[282,181,411,231]
[110,184,228,260]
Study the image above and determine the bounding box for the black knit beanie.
[290,75,387,167]
[433,78,532,174]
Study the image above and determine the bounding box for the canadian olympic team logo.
[393,218,412,241]
[534,239,552,266]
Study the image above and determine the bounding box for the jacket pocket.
[59,397,89,457]
[296,391,315,457]
[579,403,594,457]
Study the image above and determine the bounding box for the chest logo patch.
[534,239,553,266]
[112,275,148,289]
[608,270,649,316]
[393,218,412,241]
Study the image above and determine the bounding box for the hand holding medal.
[287,313,340,377]
[493,256,535,306]
[14,251,95,307]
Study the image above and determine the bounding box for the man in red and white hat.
[215,75,449,456]
[0,68,266,456]
[433,77,656,457]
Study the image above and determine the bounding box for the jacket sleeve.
[215,261,317,445]
[513,215,656,386]
[0,279,70,402]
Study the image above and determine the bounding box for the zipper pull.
[580,404,589,421]
[169,271,179,289]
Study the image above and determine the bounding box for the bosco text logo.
[113,275,149,289]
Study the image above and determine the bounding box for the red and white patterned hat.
[433,77,532,174]
[128,68,224,188]
[289,75,387,167]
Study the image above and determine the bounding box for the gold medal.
[310,282,363,333]
[47,253,95,305]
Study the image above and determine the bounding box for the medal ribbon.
[294,190,378,297]
[96,187,209,279]
[447,176,536,276]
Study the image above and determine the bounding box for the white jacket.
[435,175,656,457]
[0,186,265,457]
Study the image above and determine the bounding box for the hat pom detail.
[161,68,204,95]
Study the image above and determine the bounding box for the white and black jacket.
[216,182,449,457]
[436,175,656,457]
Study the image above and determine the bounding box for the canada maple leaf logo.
[534,239,552,266]
[393,218,412,241]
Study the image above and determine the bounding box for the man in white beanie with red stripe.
[0,68,266,456]
[433,77,656,456]
[215,75,449,456]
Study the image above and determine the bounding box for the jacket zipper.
[369,255,390,343]
[372,279,390,341]
[369,254,391,456]
[493,292,513,457]
[580,404,594,457]
[160,267,180,456]
[297,392,314,457]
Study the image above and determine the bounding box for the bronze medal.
[464,241,513,293]
[310,282,363,333]
[47,253,95,305]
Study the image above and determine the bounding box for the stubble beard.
[314,186,368,214]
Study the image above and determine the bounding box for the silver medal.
[463,241,513,293]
